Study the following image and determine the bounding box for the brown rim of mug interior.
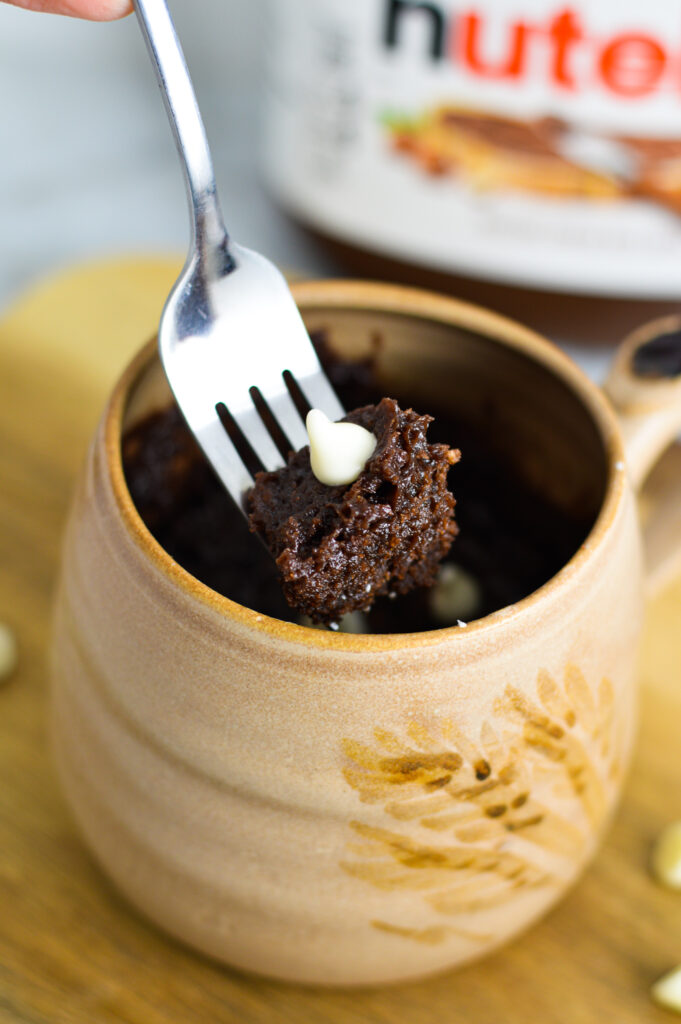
[104,279,626,651]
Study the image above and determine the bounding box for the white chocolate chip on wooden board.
[0,623,18,683]
[652,967,681,1014]
[652,822,681,890]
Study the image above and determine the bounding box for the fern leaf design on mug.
[341,664,624,944]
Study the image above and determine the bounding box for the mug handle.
[605,315,681,598]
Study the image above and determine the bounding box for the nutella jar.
[263,0,681,341]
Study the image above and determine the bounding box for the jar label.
[264,0,681,296]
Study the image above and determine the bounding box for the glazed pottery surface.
[51,283,681,986]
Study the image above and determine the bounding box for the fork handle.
[133,0,231,271]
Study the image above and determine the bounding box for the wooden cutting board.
[1,258,680,1024]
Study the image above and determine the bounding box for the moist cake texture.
[247,398,460,624]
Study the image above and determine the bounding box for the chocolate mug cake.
[122,330,590,632]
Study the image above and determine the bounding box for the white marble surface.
[0,0,611,379]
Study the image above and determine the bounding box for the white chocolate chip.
[300,610,369,634]
[430,563,481,625]
[0,623,18,682]
[652,822,681,889]
[306,409,377,487]
[652,966,681,1014]
[336,610,368,634]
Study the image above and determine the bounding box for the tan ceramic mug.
[51,282,681,987]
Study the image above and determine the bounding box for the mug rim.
[104,279,626,651]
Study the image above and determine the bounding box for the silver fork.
[133,0,344,510]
